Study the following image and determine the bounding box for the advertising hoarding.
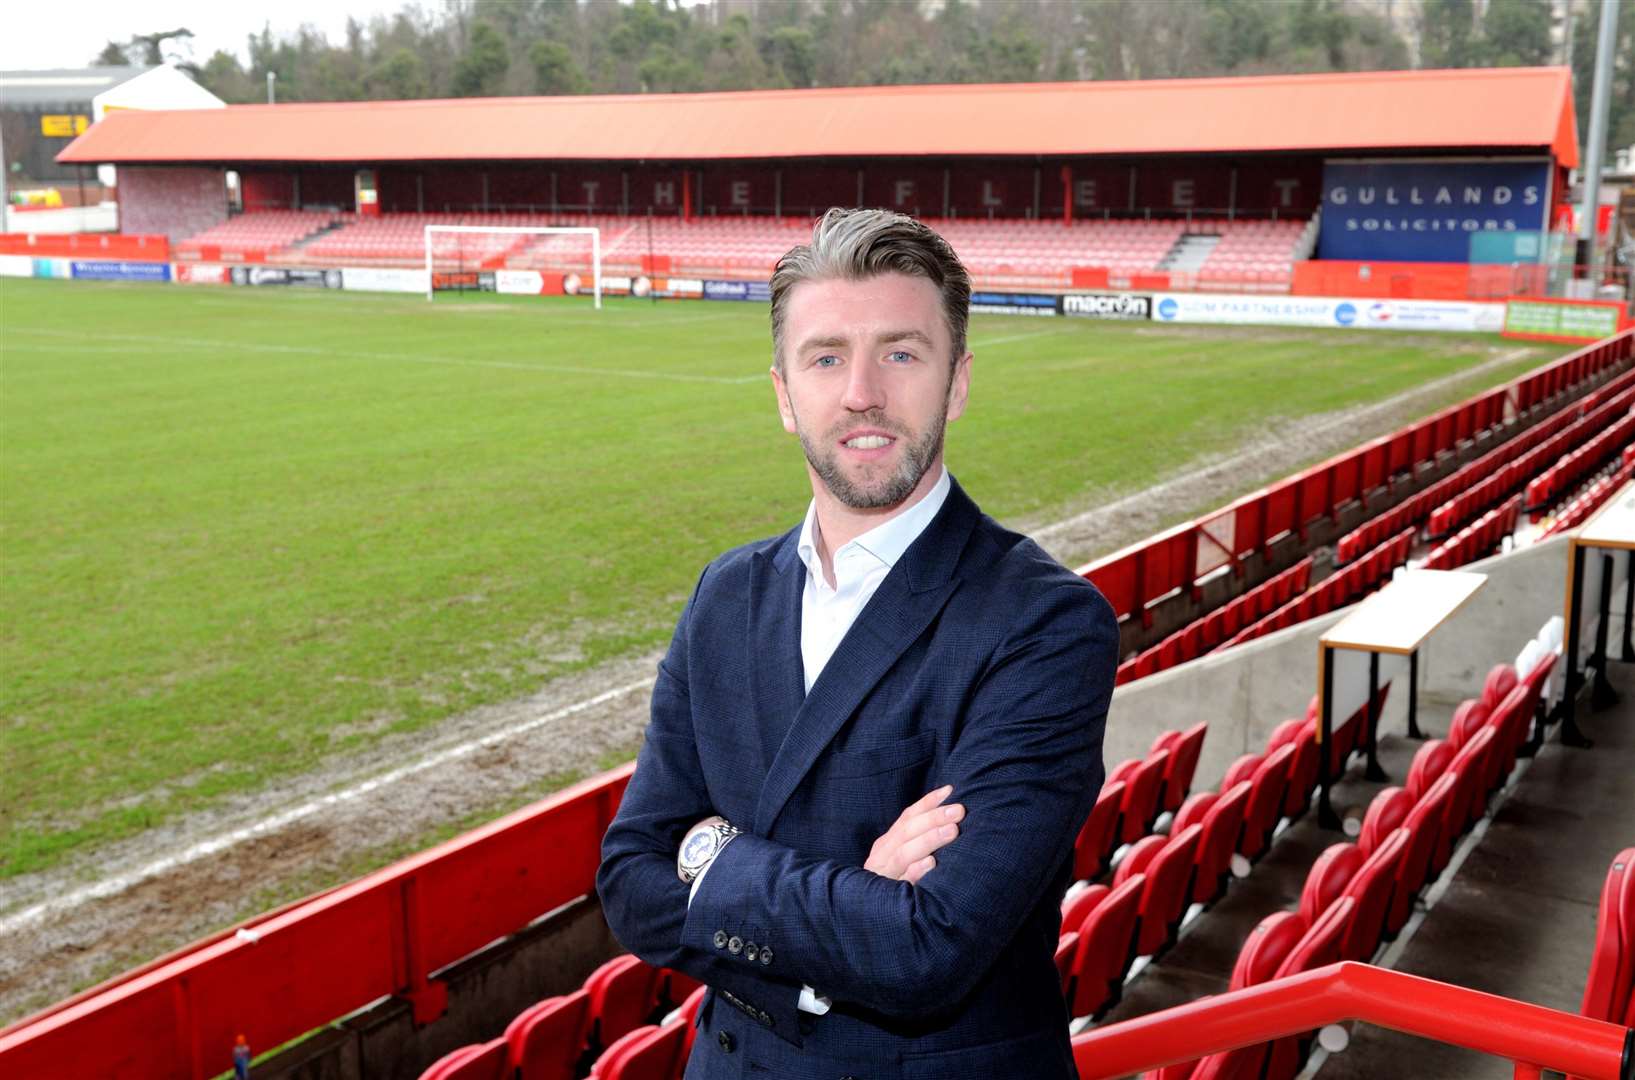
[1152,293,1504,332]
[0,254,31,278]
[970,291,1058,316]
[1059,293,1152,320]
[702,279,771,302]
[231,266,341,288]
[1318,159,1550,263]
[342,267,429,294]
[172,263,231,285]
[71,260,172,282]
[1502,299,1625,344]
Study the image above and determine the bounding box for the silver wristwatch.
[678,819,741,883]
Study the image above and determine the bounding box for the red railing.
[1081,327,1635,627]
[1071,962,1633,1080]
[0,764,634,1080]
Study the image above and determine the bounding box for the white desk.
[1315,569,1487,829]
[1561,481,1635,746]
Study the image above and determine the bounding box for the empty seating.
[1177,780,1252,905]
[421,1039,509,1080]
[506,989,591,1080]
[1579,847,1635,1026]
[1074,780,1125,880]
[590,1021,685,1080]
[1064,872,1147,1020]
[1122,823,1204,958]
[1113,749,1171,844]
[1152,721,1208,814]
[584,954,662,1059]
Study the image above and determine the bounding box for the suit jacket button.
[759,946,773,965]
[712,930,728,949]
[728,935,743,955]
[760,1010,773,1027]
[744,942,759,962]
[717,1031,735,1053]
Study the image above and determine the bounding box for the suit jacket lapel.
[747,533,807,776]
[751,480,980,837]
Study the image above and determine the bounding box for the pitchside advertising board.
[71,260,171,282]
[1318,159,1550,263]
[1503,299,1626,344]
[1152,293,1505,332]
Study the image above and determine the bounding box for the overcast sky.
[1,0,412,71]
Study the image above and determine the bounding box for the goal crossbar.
[423,225,602,308]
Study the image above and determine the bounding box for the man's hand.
[865,784,965,884]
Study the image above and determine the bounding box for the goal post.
[422,225,602,308]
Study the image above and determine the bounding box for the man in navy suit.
[598,208,1117,1078]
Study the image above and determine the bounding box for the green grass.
[0,278,1567,878]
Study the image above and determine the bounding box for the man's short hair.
[769,207,971,372]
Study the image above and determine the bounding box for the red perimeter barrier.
[1081,327,1635,626]
[0,233,170,262]
[1071,962,1632,1080]
[0,764,633,1080]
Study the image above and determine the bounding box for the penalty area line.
[0,678,655,936]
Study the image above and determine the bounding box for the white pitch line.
[0,678,655,936]
[970,325,1080,350]
[6,327,763,385]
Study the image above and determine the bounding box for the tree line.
[92,0,1629,151]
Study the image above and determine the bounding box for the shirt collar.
[796,467,951,583]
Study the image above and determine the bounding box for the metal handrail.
[1071,962,1633,1080]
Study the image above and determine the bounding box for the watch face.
[683,831,714,864]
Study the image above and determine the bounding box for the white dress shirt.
[690,467,952,1016]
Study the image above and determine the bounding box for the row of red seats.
[1337,367,1635,565]
[1420,495,1521,572]
[1523,407,1635,520]
[1114,558,1314,686]
[420,955,703,1080]
[1581,846,1635,1029]
[1542,457,1635,538]
[1060,686,1393,1023]
[1222,529,1413,650]
[1156,651,1556,1080]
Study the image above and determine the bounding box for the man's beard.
[795,405,948,510]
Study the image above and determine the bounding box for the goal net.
[423,225,602,308]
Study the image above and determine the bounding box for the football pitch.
[0,277,1568,881]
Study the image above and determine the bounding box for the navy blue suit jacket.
[597,477,1116,1079]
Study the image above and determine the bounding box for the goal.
[422,225,602,308]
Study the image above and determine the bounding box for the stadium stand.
[1579,848,1635,1028]
[172,210,343,262]
[165,208,1327,292]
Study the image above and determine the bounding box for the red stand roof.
[59,66,1578,167]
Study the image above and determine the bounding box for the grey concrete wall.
[1106,534,1571,792]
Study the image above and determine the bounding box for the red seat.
[1221,751,1262,791]
[1152,721,1208,813]
[1447,726,1498,835]
[1154,911,1307,1080]
[1358,787,1415,855]
[1405,738,1455,802]
[1389,776,1456,936]
[1298,842,1365,926]
[676,986,707,1067]
[584,954,662,1056]
[1132,823,1204,957]
[1579,847,1635,1024]
[1481,663,1519,709]
[1487,682,1532,785]
[1118,749,1171,843]
[1068,872,1146,1019]
[1062,883,1109,936]
[1339,827,1409,961]
[506,989,591,1080]
[590,1022,685,1080]
[1187,780,1252,905]
[1074,781,1125,880]
[421,1039,509,1080]
[1262,897,1358,1080]
[1447,699,1490,749]
[1280,724,1320,821]
[1239,743,1296,860]
[1055,931,1080,996]
[1266,717,1303,751]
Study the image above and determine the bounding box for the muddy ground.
[0,340,1543,1025]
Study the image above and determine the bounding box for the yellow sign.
[40,115,90,137]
